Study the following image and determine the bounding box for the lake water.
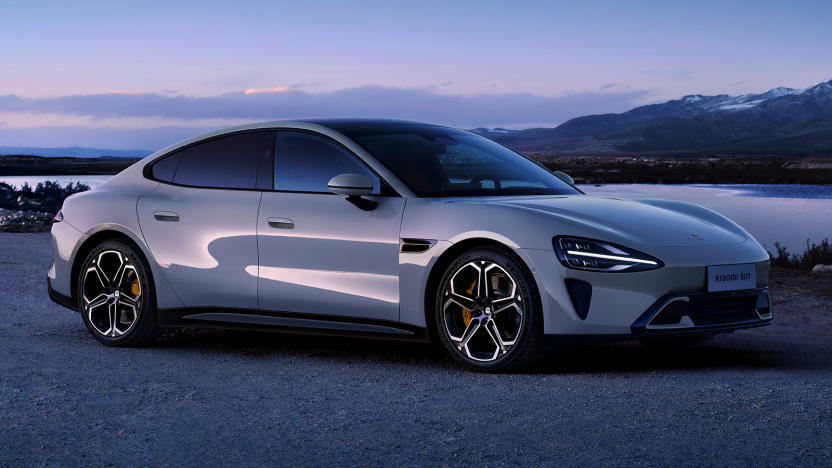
[1,175,113,190]
[2,175,829,253]
[579,184,831,253]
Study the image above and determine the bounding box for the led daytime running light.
[565,250,658,265]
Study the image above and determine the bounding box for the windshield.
[338,124,580,197]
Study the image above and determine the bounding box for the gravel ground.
[1,232,831,466]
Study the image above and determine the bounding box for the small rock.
[812,264,832,273]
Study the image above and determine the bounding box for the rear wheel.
[77,240,160,346]
[434,246,544,372]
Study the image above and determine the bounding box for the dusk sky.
[1,0,831,150]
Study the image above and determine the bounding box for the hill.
[476,79,832,156]
[0,155,140,176]
[0,146,151,159]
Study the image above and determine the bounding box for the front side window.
[338,124,580,197]
[274,131,378,193]
[166,131,270,189]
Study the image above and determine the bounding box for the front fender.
[400,198,563,250]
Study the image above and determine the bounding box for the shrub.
[770,239,832,270]
[0,180,90,212]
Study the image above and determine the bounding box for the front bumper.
[631,287,772,337]
[520,246,771,336]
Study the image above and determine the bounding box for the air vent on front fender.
[400,238,437,253]
[565,279,592,320]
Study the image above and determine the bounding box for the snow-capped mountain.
[476,79,832,155]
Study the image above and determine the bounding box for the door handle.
[267,217,294,229]
[153,211,179,222]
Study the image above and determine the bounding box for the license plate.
[707,264,756,292]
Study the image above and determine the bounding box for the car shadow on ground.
[534,341,828,374]
[148,327,832,374]
[155,328,453,366]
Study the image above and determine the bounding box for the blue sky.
[1,0,831,149]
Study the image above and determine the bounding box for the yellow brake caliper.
[462,279,477,327]
[130,276,140,296]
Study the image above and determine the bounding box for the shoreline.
[0,155,139,176]
[2,154,832,185]
[535,155,832,185]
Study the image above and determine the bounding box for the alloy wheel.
[82,250,142,338]
[442,260,524,362]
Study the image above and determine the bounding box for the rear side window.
[165,131,270,189]
[150,152,181,182]
[274,131,377,193]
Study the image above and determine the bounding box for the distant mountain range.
[3,79,832,159]
[0,146,151,159]
[474,79,832,156]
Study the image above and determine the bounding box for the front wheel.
[77,240,160,346]
[434,246,544,372]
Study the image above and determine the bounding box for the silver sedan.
[47,119,772,371]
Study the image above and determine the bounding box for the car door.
[257,130,406,321]
[137,130,273,309]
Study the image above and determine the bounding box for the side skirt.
[157,307,431,343]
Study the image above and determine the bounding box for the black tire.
[76,240,160,347]
[638,333,716,350]
[434,245,544,372]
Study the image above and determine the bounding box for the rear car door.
[257,130,406,321]
[137,131,273,309]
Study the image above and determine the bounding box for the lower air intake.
[651,294,762,327]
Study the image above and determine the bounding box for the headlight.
[52,210,63,223]
[553,237,663,272]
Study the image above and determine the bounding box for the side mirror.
[327,173,377,211]
[327,173,373,196]
[553,171,575,186]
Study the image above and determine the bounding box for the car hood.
[463,195,748,247]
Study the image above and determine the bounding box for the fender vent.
[400,238,436,253]
[565,279,592,320]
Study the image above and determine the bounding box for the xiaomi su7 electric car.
[48,119,773,371]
